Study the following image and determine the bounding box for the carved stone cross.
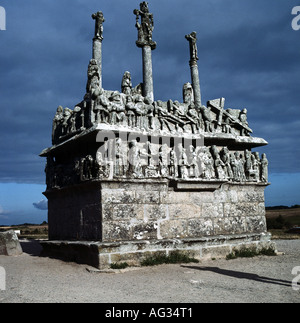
[92,11,105,41]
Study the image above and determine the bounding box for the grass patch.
[110,262,129,269]
[226,246,276,260]
[140,251,199,266]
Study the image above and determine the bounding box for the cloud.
[33,199,48,211]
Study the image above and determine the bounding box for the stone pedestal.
[44,178,269,243]
[41,162,275,269]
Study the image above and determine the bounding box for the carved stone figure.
[128,140,143,178]
[261,153,268,182]
[231,151,246,182]
[144,97,154,130]
[83,155,94,180]
[211,146,224,179]
[254,152,261,181]
[109,91,126,126]
[244,149,252,180]
[238,152,246,181]
[169,147,178,178]
[239,108,249,136]
[92,11,105,40]
[94,88,110,124]
[198,147,215,179]
[220,147,233,180]
[86,59,100,93]
[134,94,146,129]
[187,103,201,134]
[188,145,200,177]
[121,71,132,95]
[230,153,238,181]
[70,106,80,132]
[62,108,72,136]
[251,154,259,182]
[178,143,189,179]
[125,95,136,128]
[222,115,232,134]
[52,106,64,144]
[200,106,213,132]
[183,82,194,105]
[185,31,199,62]
[114,138,127,177]
[133,2,156,49]
[95,151,109,178]
[158,146,168,177]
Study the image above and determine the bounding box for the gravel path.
[0,239,299,303]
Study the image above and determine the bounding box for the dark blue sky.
[0,0,300,224]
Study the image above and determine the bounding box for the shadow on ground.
[20,239,43,257]
[181,265,292,288]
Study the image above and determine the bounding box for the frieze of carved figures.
[45,141,268,189]
[88,77,252,136]
[52,104,86,144]
[52,61,255,144]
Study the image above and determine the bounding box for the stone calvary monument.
[40,2,275,268]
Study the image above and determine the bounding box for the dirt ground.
[0,239,299,303]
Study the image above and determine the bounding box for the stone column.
[189,60,201,107]
[185,31,202,107]
[93,38,103,88]
[142,45,154,101]
[92,11,105,88]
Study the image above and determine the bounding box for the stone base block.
[40,232,276,269]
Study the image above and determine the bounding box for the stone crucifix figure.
[133,1,156,49]
[92,11,105,40]
[185,31,199,63]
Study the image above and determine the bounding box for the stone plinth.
[40,232,275,269]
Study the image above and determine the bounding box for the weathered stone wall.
[46,182,102,240]
[101,180,267,242]
[45,179,267,242]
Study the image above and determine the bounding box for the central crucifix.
[133,1,156,102]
